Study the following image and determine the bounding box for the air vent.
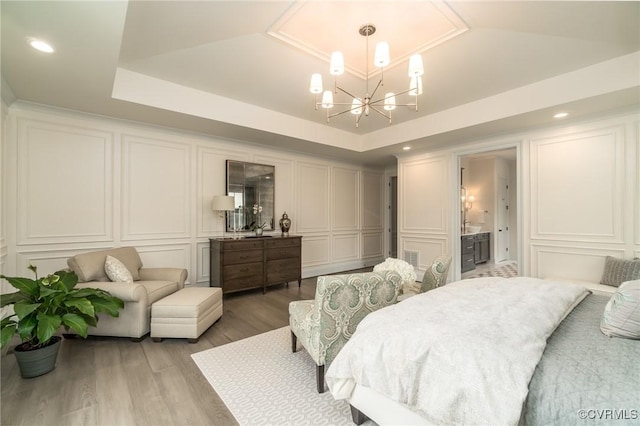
[404,250,419,268]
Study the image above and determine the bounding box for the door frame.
[451,142,523,281]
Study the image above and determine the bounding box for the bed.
[325,277,640,425]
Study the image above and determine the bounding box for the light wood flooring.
[1,277,322,426]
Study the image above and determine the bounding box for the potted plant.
[0,265,124,378]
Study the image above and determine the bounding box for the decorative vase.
[279,212,291,236]
[14,336,61,378]
[255,227,263,236]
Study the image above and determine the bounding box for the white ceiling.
[2,1,639,166]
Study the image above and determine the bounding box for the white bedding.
[326,277,589,425]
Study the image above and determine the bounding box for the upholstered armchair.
[289,270,401,393]
[420,254,452,292]
[67,246,188,340]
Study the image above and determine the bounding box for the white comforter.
[326,277,589,425]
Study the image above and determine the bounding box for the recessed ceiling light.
[402,146,411,151]
[553,112,569,119]
[28,38,55,53]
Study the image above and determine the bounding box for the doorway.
[458,148,518,278]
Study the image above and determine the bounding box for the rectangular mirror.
[226,160,275,232]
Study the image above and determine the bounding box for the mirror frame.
[225,160,275,233]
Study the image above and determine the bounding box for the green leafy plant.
[0,265,124,351]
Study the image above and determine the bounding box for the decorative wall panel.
[17,118,113,244]
[531,244,625,283]
[402,237,448,272]
[302,236,330,267]
[197,146,248,236]
[121,135,190,240]
[196,241,211,285]
[362,171,384,229]
[298,162,329,232]
[531,126,624,242]
[332,167,359,230]
[332,233,359,262]
[401,155,447,233]
[362,232,384,258]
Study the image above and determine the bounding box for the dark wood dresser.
[209,236,302,294]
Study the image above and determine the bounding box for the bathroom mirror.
[226,160,275,232]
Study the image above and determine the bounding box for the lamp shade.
[374,42,390,67]
[351,98,363,115]
[321,91,334,108]
[408,54,424,77]
[329,51,345,75]
[383,92,396,111]
[309,73,323,94]
[212,195,234,212]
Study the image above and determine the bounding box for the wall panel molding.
[17,118,114,244]
[401,236,448,272]
[530,244,626,282]
[400,155,448,234]
[332,167,359,231]
[121,134,191,240]
[332,233,359,262]
[301,235,330,267]
[530,125,625,243]
[196,146,248,237]
[362,232,384,258]
[297,162,330,233]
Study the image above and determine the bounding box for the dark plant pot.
[14,336,61,378]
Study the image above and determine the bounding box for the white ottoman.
[151,287,223,343]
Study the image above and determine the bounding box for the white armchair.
[67,247,187,340]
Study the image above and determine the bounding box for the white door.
[496,177,509,262]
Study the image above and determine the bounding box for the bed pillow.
[104,255,134,283]
[600,256,640,287]
[600,279,640,339]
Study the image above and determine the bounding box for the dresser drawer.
[265,237,301,249]
[223,249,263,265]
[266,259,301,284]
[223,262,263,291]
[266,247,300,261]
[223,239,264,251]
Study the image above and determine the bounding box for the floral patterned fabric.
[420,255,452,293]
[289,270,401,368]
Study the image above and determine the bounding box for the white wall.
[1,102,387,285]
[398,109,640,282]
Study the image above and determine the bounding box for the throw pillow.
[600,279,640,339]
[104,255,133,283]
[600,256,640,287]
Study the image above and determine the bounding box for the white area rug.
[191,327,354,426]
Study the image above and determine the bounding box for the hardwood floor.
[1,278,320,426]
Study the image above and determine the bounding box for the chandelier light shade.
[309,73,323,94]
[351,98,363,115]
[321,91,334,108]
[384,92,396,111]
[329,51,345,75]
[374,42,390,67]
[309,23,422,127]
[408,54,425,76]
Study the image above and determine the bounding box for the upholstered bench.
[151,287,223,343]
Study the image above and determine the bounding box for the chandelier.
[309,24,424,127]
